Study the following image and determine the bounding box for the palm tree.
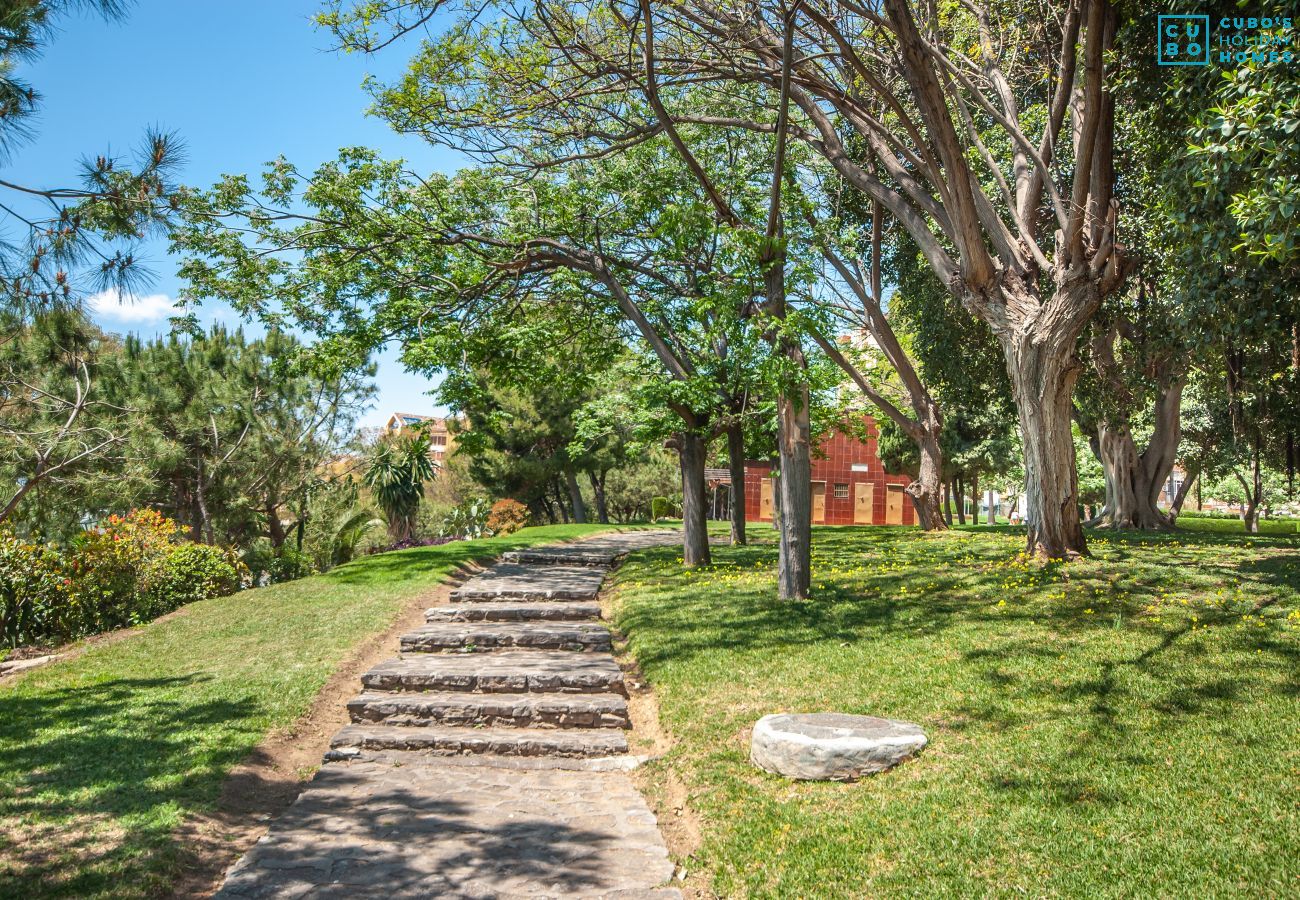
[364,433,435,543]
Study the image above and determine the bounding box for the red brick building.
[743,417,916,526]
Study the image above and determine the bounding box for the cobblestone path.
[216,530,683,899]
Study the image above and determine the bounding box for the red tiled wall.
[742,417,915,526]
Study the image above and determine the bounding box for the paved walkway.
[217,530,683,899]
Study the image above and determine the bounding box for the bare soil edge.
[601,576,713,900]
[167,561,485,899]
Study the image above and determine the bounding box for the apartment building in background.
[384,412,458,466]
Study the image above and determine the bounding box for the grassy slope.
[0,523,632,899]
[614,525,1300,898]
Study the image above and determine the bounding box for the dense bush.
[152,542,244,610]
[244,541,317,585]
[0,532,72,648]
[0,510,243,648]
[1177,508,1240,520]
[651,496,672,522]
[486,499,530,535]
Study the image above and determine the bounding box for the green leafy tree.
[316,0,1131,562]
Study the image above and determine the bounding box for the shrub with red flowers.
[0,509,244,648]
[486,499,530,536]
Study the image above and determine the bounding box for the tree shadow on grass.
[618,528,1300,815]
[0,675,264,898]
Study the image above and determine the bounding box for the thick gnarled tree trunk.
[909,406,946,530]
[1095,377,1184,530]
[1088,314,1186,530]
[564,467,587,524]
[993,274,1099,559]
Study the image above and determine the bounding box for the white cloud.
[86,288,181,324]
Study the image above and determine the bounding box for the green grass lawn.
[613,525,1300,898]
[0,523,631,899]
[1177,515,1297,535]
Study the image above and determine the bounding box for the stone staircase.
[328,531,676,761]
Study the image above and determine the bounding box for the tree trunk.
[552,479,570,523]
[1237,444,1263,534]
[1243,497,1261,533]
[1168,462,1198,523]
[910,408,947,530]
[776,389,812,599]
[987,488,997,525]
[970,473,979,526]
[295,496,307,552]
[195,461,214,545]
[953,477,967,525]
[1096,376,1184,530]
[267,500,287,549]
[942,482,953,526]
[678,430,712,567]
[726,423,747,545]
[588,470,610,524]
[565,467,588,524]
[1002,327,1089,558]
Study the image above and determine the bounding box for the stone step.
[361,651,627,696]
[329,724,628,758]
[347,691,631,729]
[500,548,621,568]
[400,622,612,653]
[425,601,601,623]
[451,563,607,602]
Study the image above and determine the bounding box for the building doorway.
[885,484,905,525]
[854,482,874,524]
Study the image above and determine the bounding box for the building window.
[850,463,869,472]
[833,483,849,499]
[431,434,447,447]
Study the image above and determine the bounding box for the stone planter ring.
[750,712,927,781]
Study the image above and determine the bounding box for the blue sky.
[6,0,462,428]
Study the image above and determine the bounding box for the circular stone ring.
[750,712,927,781]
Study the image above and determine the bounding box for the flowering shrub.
[70,509,183,633]
[486,499,530,536]
[0,509,243,648]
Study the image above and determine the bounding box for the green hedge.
[0,510,243,648]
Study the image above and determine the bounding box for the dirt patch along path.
[602,583,708,899]
[168,563,483,899]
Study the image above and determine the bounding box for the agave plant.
[364,434,436,543]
